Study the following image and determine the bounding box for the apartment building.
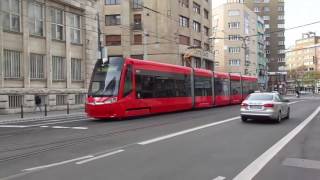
[212,3,268,90]
[244,0,286,92]
[102,0,214,69]
[0,0,98,114]
[286,32,320,93]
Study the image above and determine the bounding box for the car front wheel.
[241,116,248,122]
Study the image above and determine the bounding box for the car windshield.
[88,57,124,97]
[247,94,274,101]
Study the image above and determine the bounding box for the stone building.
[212,2,268,81]
[102,0,214,69]
[0,0,99,114]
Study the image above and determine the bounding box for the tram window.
[231,80,241,95]
[135,70,191,99]
[195,76,212,96]
[215,78,229,96]
[242,81,249,95]
[123,65,133,97]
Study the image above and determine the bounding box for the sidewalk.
[0,109,86,124]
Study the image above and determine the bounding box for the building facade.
[212,2,268,86]
[0,0,99,114]
[286,32,320,93]
[102,0,214,69]
[244,0,286,93]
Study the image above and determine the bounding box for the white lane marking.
[233,106,320,180]
[283,158,320,170]
[40,126,49,128]
[0,125,28,128]
[52,126,70,129]
[22,155,94,172]
[76,149,124,165]
[71,127,88,130]
[26,119,85,127]
[288,100,304,105]
[138,116,240,145]
[212,176,226,180]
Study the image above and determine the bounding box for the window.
[204,43,210,51]
[263,16,270,21]
[179,16,189,27]
[28,1,43,36]
[278,49,285,54]
[133,34,142,44]
[123,65,133,97]
[106,0,120,5]
[69,13,81,43]
[278,41,284,45]
[4,49,21,78]
[204,9,209,19]
[204,26,209,36]
[71,58,82,81]
[56,95,67,105]
[193,21,201,32]
[52,56,65,80]
[135,70,191,99]
[179,0,189,8]
[228,34,241,41]
[205,60,213,70]
[132,0,142,9]
[195,76,212,96]
[263,0,270,3]
[75,94,85,104]
[266,50,270,54]
[8,95,22,109]
[194,57,201,68]
[231,80,241,95]
[277,32,284,37]
[193,2,200,14]
[263,7,270,12]
[229,59,240,66]
[193,39,201,47]
[228,47,241,53]
[254,7,260,12]
[105,35,121,46]
[278,24,285,28]
[1,0,20,32]
[228,22,240,29]
[278,57,285,62]
[229,10,240,16]
[179,35,190,45]
[278,6,284,11]
[131,54,144,59]
[105,14,121,26]
[51,8,64,40]
[30,53,44,79]
[264,24,270,29]
[214,78,230,96]
[265,41,270,46]
[278,15,284,20]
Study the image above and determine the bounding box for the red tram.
[86,58,257,119]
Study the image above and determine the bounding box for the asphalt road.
[0,97,320,180]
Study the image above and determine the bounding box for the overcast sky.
[212,0,320,48]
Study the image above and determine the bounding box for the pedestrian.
[34,95,42,112]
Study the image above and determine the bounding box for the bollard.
[44,104,47,116]
[67,103,70,114]
[21,105,24,119]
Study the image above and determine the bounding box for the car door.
[275,94,287,118]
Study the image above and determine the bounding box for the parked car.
[240,92,290,123]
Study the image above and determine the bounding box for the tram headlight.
[102,97,118,104]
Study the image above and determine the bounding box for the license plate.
[250,105,262,109]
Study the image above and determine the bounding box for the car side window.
[274,95,281,102]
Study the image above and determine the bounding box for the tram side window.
[135,70,191,99]
[231,80,241,95]
[242,81,249,95]
[214,78,229,96]
[195,76,212,96]
[123,65,133,97]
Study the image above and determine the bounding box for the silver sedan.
[240,92,290,123]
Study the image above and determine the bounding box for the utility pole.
[97,13,102,60]
[143,30,149,60]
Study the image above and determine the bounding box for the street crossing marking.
[233,106,320,180]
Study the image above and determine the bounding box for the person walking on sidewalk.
[34,95,42,112]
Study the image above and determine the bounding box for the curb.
[0,113,87,124]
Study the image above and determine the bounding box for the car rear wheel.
[241,116,248,122]
[276,111,282,123]
[285,108,290,119]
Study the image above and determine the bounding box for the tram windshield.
[88,57,124,97]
